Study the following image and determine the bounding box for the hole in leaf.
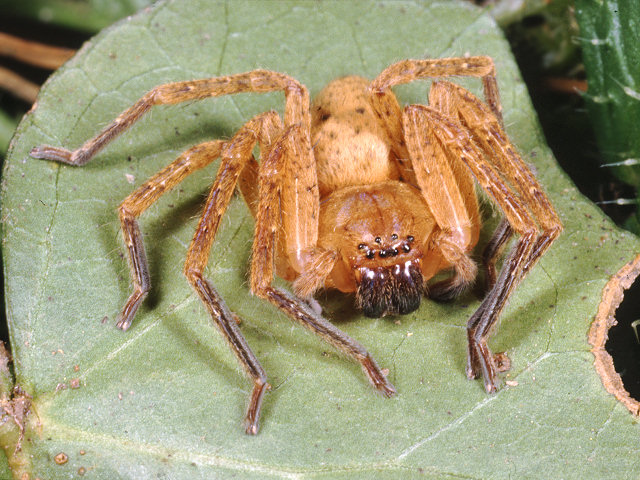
[607,271,640,399]
[589,254,640,415]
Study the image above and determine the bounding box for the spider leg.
[427,233,478,301]
[405,98,561,392]
[368,56,501,183]
[437,81,561,388]
[237,154,260,217]
[291,248,338,298]
[116,139,225,330]
[403,77,504,300]
[466,235,536,391]
[369,58,516,295]
[482,219,513,291]
[182,112,283,435]
[401,106,479,301]
[440,81,562,271]
[237,113,326,294]
[249,125,396,399]
[31,70,310,165]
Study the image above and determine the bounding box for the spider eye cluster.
[358,235,414,260]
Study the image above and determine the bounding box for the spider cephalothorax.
[312,180,436,318]
[31,56,562,434]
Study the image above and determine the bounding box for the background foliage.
[576,0,640,231]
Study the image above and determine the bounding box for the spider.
[31,56,561,434]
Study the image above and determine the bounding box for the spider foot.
[466,364,499,394]
[483,379,498,394]
[30,145,73,164]
[115,312,134,331]
[465,354,480,381]
[361,354,396,397]
[465,343,501,393]
[115,290,147,331]
[243,379,270,435]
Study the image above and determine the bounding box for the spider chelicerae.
[31,56,562,434]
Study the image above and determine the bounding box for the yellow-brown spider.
[31,56,562,434]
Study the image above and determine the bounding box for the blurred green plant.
[576,0,640,232]
[3,0,154,32]
[0,110,16,153]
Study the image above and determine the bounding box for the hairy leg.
[116,140,225,330]
[182,112,283,434]
[368,56,501,183]
[402,104,479,301]
[482,219,513,291]
[408,102,560,392]
[31,70,310,166]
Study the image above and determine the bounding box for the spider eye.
[402,244,411,253]
[366,250,375,259]
[358,243,366,250]
[374,237,382,244]
[407,235,414,243]
[391,233,398,240]
[378,248,399,258]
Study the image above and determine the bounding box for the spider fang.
[356,260,424,317]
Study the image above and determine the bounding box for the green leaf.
[576,0,640,227]
[3,0,640,478]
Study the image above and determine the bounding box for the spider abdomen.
[311,76,400,198]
